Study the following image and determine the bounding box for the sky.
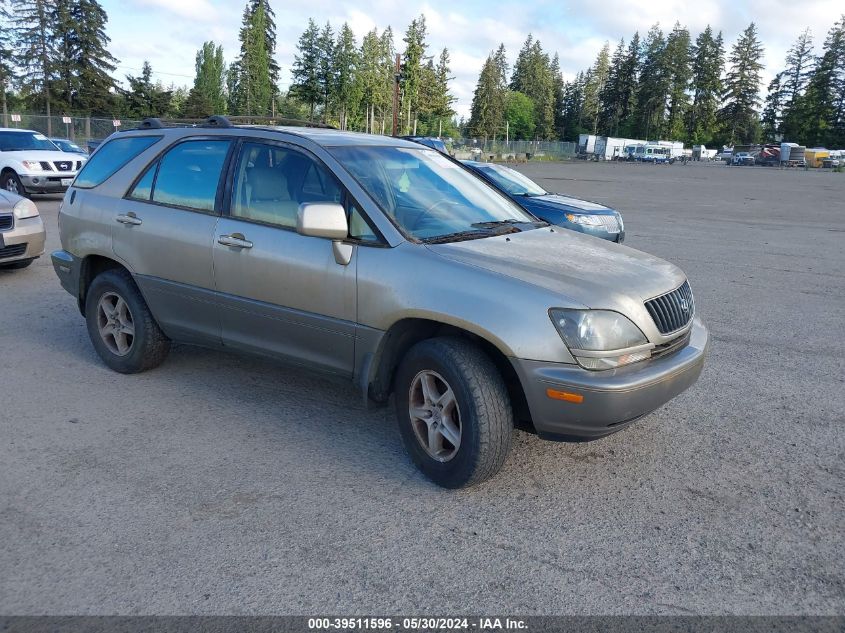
[102,0,844,120]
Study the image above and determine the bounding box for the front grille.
[651,330,691,360]
[0,214,13,231]
[39,161,54,170]
[0,243,26,259]
[53,160,74,172]
[75,160,83,170]
[598,214,620,233]
[645,280,695,334]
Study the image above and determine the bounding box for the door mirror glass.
[297,202,348,240]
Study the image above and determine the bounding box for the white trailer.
[578,134,597,155]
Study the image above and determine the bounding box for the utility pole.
[506,120,509,145]
[392,53,400,136]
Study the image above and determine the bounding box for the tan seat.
[240,167,299,227]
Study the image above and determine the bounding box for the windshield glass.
[53,139,83,153]
[475,163,546,196]
[0,131,59,151]
[331,146,538,241]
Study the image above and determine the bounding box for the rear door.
[112,137,233,344]
[212,140,358,376]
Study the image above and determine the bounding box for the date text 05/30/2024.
[308,617,528,630]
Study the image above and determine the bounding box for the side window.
[150,139,231,212]
[128,164,155,201]
[231,142,342,228]
[75,136,161,188]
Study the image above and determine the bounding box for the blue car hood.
[523,193,614,215]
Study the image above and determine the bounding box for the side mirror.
[296,202,348,239]
[296,202,353,266]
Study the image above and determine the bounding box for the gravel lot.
[1,161,843,615]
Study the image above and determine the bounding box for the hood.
[426,227,685,312]
[2,150,86,165]
[523,193,615,214]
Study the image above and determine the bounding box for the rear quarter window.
[74,135,162,188]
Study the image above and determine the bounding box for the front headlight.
[13,198,39,220]
[549,309,651,370]
[564,213,602,226]
[21,160,44,171]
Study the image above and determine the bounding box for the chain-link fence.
[450,139,577,161]
[2,113,142,143]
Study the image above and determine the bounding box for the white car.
[0,128,87,196]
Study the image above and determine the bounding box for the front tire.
[394,337,513,488]
[84,268,170,373]
[1,171,27,197]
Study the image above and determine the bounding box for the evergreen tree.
[332,23,359,130]
[797,16,845,147]
[504,90,535,139]
[12,0,55,130]
[246,0,278,88]
[719,23,765,144]
[185,41,226,118]
[582,42,610,134]
[560,71,587,141]
[634,24,668,140]
[550,53,565,138]
[468,51,506,140]
[0,4,13,123]
[760,72,784,140]
[616,32,641,136]
[782,29,815,103]
[122,61,172,118]
[400,15,427,134]
[509,35,555,138]
[230,0,272,116]
[687,26,723,144]
[664,22,692,140]
[376,26,395,134]
[316,21,335,121]
[290,18,321,119]
[598,39,626,135]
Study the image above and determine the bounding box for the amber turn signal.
[545,388,584,403]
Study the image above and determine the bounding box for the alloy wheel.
[408,370,462,462]
[96,292,135,356]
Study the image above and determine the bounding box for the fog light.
[32,177,40,184]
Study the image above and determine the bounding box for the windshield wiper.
[472,218,548,229]
[423,229,498,244]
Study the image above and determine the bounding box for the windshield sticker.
[33,133,48,140]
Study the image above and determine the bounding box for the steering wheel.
[413,198,462,231]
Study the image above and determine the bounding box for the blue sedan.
[462,161,625,243]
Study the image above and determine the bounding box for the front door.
[212,141,357,376]
[112,137,233,344]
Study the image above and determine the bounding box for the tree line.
[469,16,845,148]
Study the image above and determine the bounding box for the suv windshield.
[0,131,59,151]
[475,163,546,196]
[331,146,539,242]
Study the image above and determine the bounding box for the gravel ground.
[1,161,843,615]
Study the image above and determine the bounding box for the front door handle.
[218,234,253,249]
[116,213,142,226]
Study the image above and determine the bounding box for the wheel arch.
[77,254,129,315]
[365,317,533,430]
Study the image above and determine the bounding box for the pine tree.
[582,42,610,134]
[316,21,335,122]
[782,29,815,103]
[687,26,723,144]
[0,4,13,123]
[760,73,784,140]
[664,22,692,140]
[504,91,535,140]
[634,24,668,140]
[719,23,765,144]
[560,71,587,141]
[616,32,641,136]
[246,0,278,88]
[185,41,226,118]
[377,27,395,134]
[230,0,272,116]
[332,23,359,130]
[598,39,626,135]
[510,36,555,138]
[468,51,506,140]
[290,19,321,119]
[122,61,172,118]
[12,0,55,131]
[797,16,845,147]
[400,15,427,134]
[550,53,565,138]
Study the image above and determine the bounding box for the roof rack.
[201,115,232,128]
[138,117,164,129]
[123,114,337,132]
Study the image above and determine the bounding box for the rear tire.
[84,268,170,373]
[394,337,513,488]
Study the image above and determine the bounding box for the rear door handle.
[218,234,253,249]
[116,213,142,226]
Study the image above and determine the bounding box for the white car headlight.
[565,213,602,226]
[13,198,39,220]
[549,309,651,370]
[21,160,44,171]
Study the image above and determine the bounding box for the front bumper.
[20,172,79,194]
[0,215,46,262]
[51,249,82,300]
[511,317,709,440]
